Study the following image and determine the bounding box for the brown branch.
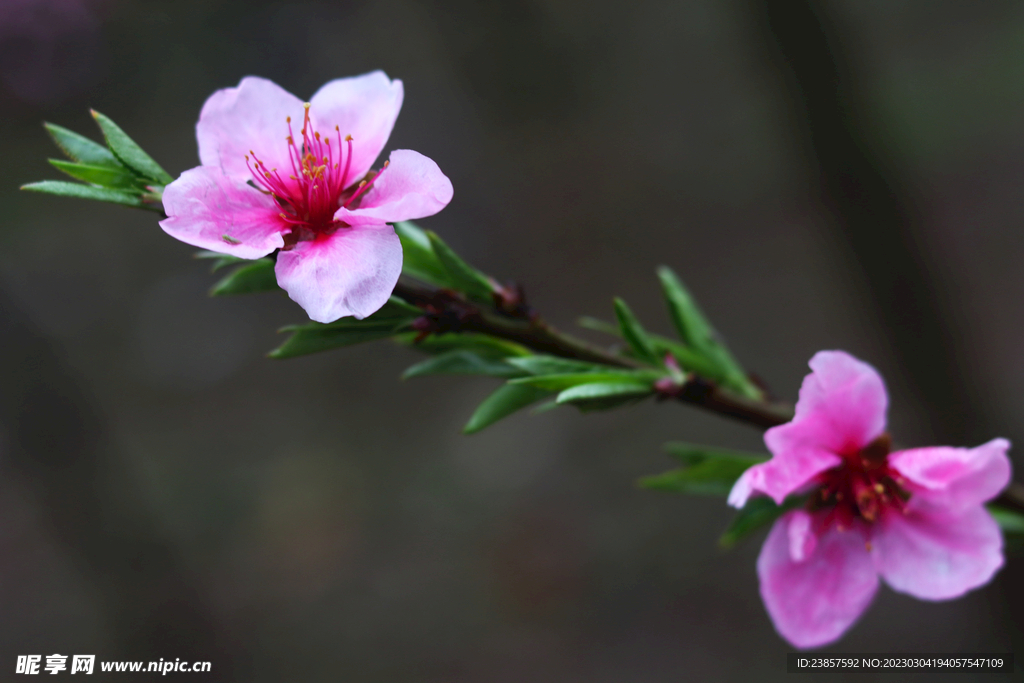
[393,279,795,430]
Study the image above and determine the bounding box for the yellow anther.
[345,134,353,141]
[286,116,291,123]
[874,483,884,494]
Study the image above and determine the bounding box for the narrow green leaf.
[505,355,609,376]
[531,400,561,414]
[463,383,551,434]
[394,331,531,358]
[402,350,525,379]
[426,230,495,302]
[657,266,713,351]
[48,159,142,189]
[195,250,248,272]
[394,221,452,287]
[639,460,758,496]
[21,180,148,208]
[987,504,1024,534]
[662,442,769,468]
[270,297,420,358]
[613,298,660,365]
[210,259,279,296]
[270,321,409,359]
[556,381,651,404]
[657,266,760,398]
[374,296,424,318]
[44,122,122,168]
[90,109,174,184]
[719,495,806,549]
[509,371,659,392]
[577,316,622,337]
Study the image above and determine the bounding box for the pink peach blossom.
[729,350,1011,648]
[160,72,453,322]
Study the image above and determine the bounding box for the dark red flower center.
[244,104,387,243]
[810,433,910,533]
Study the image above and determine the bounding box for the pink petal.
[731,351,889,507]
[159,166,286,260]
[730,429,841,506]
[889,439,1012,514]
[309,71,403,185]
[788,509,818,562]
[274,223,402,323]
[758,512,878,649]
[872,505,1004,600]
[794,351,888,451]
[197,76,306,181]
[335,149,453,227]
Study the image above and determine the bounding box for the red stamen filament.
[245,103,380,238]
[811,434,909,534]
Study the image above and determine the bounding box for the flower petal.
[197,76,306,181]
[159,166,285,260]
[730,432,841,507]
[274,223,402,322]
[309,71,404,185]
[335,149,453,227]
[889,439,1011,514]
[731,351,889,507]
[872,505,1004,601]
[758,512,878,649]
[795,351,888,451]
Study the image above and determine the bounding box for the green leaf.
[375,296,424,318]
[21,180,149,208]
[531,399,562,414]
[210,259,279,296]
[402,350,525,379]
[394,331,531,358]
[504,355,610,376]
[90,109,174,184]
[557,378,651,405]
[662,442,769,468]
[639,442,768,496]
[577,316,622,337]
[463,383,551,434]
[613,298,660,366]
[426,230,496,302]
[394,221,452,287]
[270,299,420,358]
[509,371,659,392]
[44,122,122,168]
[988,504,1024,534]
[48,159,142,189]
[719,495,806,549]
[270,320,409,359]
[639,461,757,496]
[657,266,760,398]
[195,250,249,272]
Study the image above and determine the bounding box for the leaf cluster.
[22,113,173,211]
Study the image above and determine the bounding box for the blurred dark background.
[2,0,1023,680]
